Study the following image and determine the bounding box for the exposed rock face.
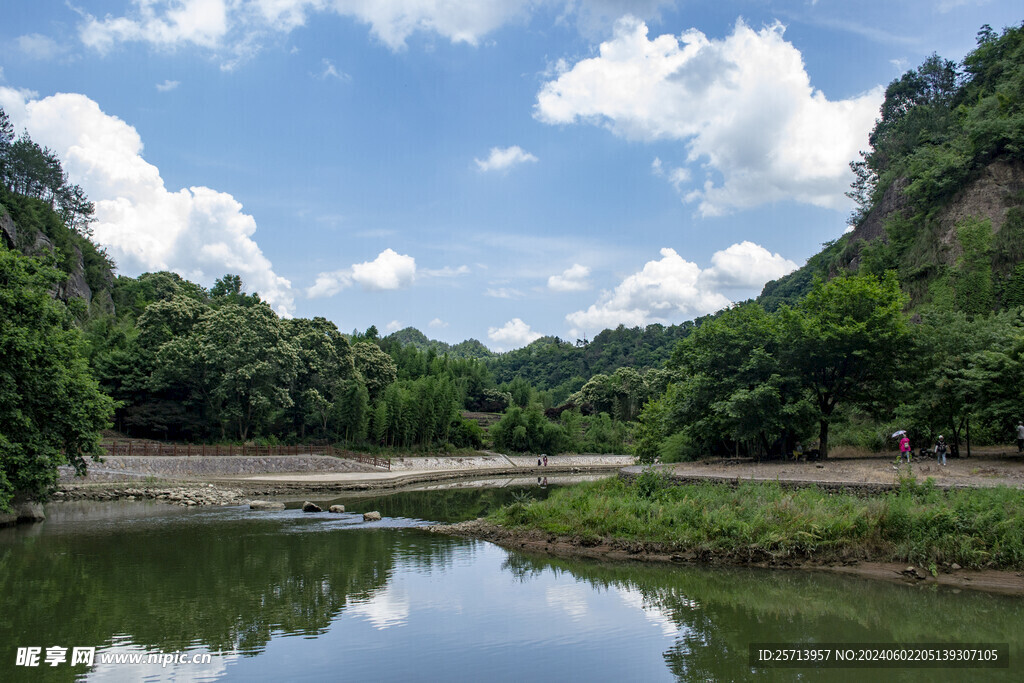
[841,160,1024,272]
[362,511,381,521]
[59,245,93,304]
[0,211,17,248]
[250,500,286,511]
[302,501,322,513]
[329,505,345,513]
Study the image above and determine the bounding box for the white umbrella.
[891,430,907,438]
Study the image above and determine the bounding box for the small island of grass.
[477,472,1024,576]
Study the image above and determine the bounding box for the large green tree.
[781,273,910,458]
[0,246,113,510]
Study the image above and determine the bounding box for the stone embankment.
[54,484,247,507]
[388,453,633,471]
[58,454,378,483]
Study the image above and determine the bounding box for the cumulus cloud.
[156,79,180,92]
[474,145,538,172]
[351,248,416,290]
[0,87,295,316]
[307,248,416,297]
[385,319,403,332]
[488,318,543,351]
[698,241,798,290]
[566,243,797,335]
[548,264,592,291]
[306,270,352,299]
[536,17,883,215]
[428,318,449,328]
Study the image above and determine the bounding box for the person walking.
[934,436,948,466]
[1016,421,1024,453]
[899,434,911,463]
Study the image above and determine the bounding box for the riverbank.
[430,475,1024,595]
[429,518,1024,595]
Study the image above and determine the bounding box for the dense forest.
[3,22,1024,511]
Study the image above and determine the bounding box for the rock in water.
[250,500,286,511]
[363,511,381,521]
[329,505,346,513]
[302,501,323,513]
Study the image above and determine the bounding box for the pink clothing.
[899,437,910,452]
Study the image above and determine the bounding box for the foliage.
[489,477,1024,570]
[0,246,113,509]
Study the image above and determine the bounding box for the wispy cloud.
[474,145,538,172]
[156,79,180,92]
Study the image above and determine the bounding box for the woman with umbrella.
[893,430,911,463]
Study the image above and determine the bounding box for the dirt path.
[654,450,1024,490]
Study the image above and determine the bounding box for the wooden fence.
[99,441,391,470]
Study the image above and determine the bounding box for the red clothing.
[899,437,910,452]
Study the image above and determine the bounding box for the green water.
[1,485,1021,681]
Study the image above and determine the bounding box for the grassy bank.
[488,473,1024,570]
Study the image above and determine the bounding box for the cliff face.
[837,159,1024,273]
[1,203,114,314]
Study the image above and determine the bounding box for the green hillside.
[760,23,1024,314]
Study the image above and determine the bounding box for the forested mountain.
[759,24,1024,314]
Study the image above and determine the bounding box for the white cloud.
[317,58,350,81]
[306,248,417,298]
[474,145,539,172]
[421,264,470,278]
[16,33,66,60]
[385,319,402,332]
[156,79,180,92]
[78,0,535,63]
[697,241,798,290]
[651,156,690,191]
[428,318,448,329]
[351,248,416,290]
[566,243,797,335]
[485,287,524,299]
[80,0,231,52]
[535,17,883,216]
[306,270,352,299]
[548,263,591,291]
[488,318,542,351]
[0,87,295,316]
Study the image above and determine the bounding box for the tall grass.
[488,475,1024,569]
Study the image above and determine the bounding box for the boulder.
[329,505,346,513]
[362,511,381,522]
[302,501,322,513]
[250,500,286,511]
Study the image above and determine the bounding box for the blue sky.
[1,1,1020,350]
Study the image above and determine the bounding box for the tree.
[0,247,113,510]
[666,302,812,459]
[164,303,299,440]
[353,341,397,402]
[781,273,910,458]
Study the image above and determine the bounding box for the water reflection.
[502,552,1024,682]
[1,490,1022,682]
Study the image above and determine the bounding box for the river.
[1,479,1021,681]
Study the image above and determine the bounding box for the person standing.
[1016,421,1024,453]
[934,436,948,466]
[899,435,911,463]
